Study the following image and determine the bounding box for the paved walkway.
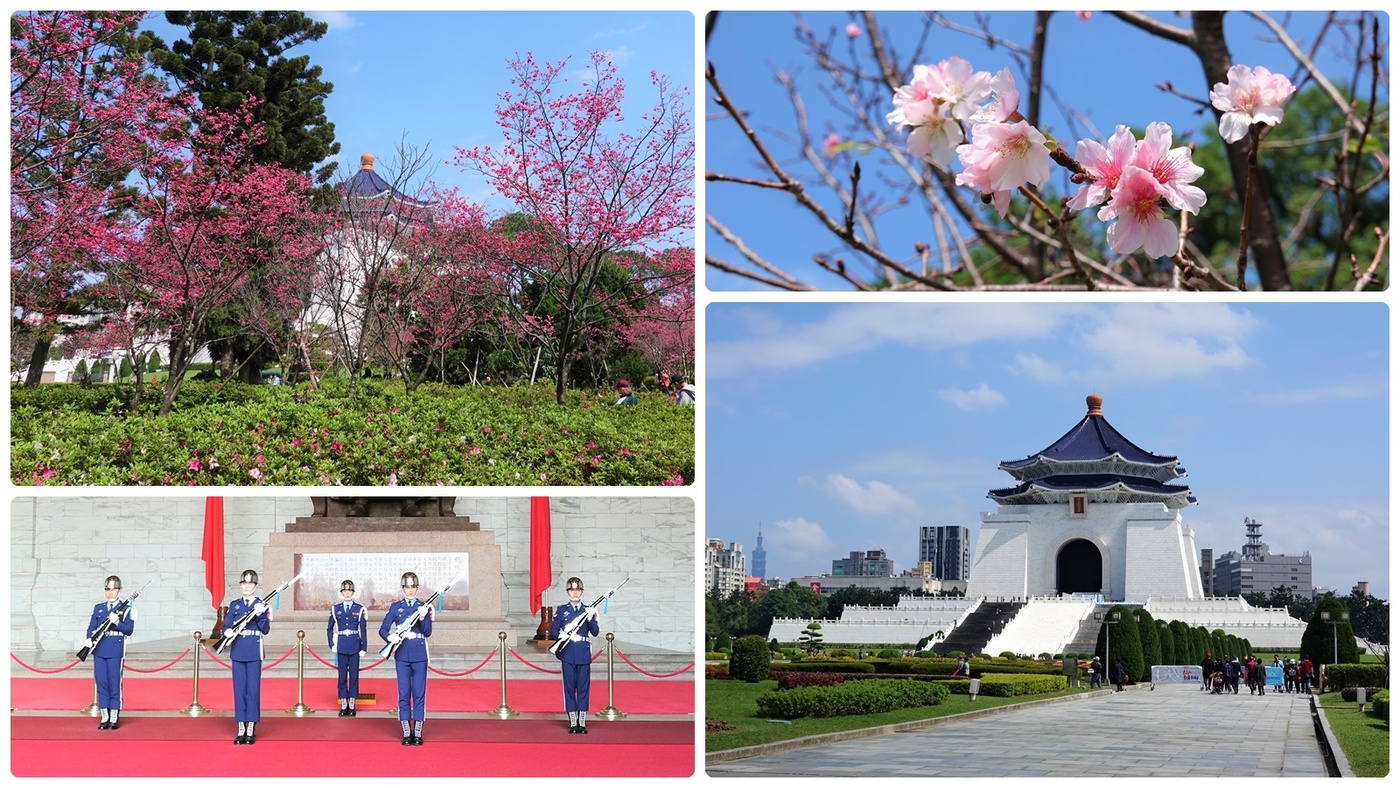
[708,684,1329,778]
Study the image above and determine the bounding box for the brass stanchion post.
[82,679,98,716]
[597,632,626,720]
[287,630,314,716]
[182,631,212,716]
[490,631,517,718]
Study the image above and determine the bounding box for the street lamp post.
[1095,610,1121,688]
[1321,610,1350,664]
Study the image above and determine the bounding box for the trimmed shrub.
[1324,664,1388,692]
[976,673,1068,697]
[768,661,876,675]
[705,665,730,680]
[999,651,1018,659]
[876,649,900,659]
[730,635,772,682]
[1339,686,1386,703]
[755,679,950,719]
[1372,690,1388,722]
[776,671,847,690]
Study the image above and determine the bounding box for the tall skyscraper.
[751,523,767,580]
[919,526,972,581]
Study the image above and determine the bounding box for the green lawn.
[1317,692,1389,777]
[705,678,1090,752]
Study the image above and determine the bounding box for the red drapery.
[529,497,551,612]
[201,497,225,609]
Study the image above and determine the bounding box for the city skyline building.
[751,523,767,581]
[706,538,746,597]
[832,549,894,577]
[918,525,972,582]
[1211,517,1314,598]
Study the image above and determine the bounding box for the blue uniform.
[86,601,135,711]
[223,596,271,722]
[379,598,433,721]
[550,602,599,714]
[327,600,368,701]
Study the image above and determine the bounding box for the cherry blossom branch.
[706,215,813,290]
[1351,228,1388,291]
[1247,11,1366,136]
[1237,125,1261,290]
[1109,12,1194,47]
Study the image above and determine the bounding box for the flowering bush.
[11,379,693,486]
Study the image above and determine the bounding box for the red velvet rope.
[305,646,389,672]
[10,653,81,674]
[508,647,561,674]
[262,647,297,670]
[201,647,231,669]
[614,650,695,678]
[426,650,496,677]
[123,649,191,673]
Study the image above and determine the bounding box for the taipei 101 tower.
[752,523,767,580]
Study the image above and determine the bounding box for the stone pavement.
[708,684,1329,778]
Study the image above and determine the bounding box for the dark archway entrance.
[1056,539,1102,595]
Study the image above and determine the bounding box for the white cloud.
[309,11,357,31]
[767,517,835,564]
[938,383,1005,411]
[820,474,918,514]
[1078,303,1258,382]
[1009,352,1064,383]
[709,304,1084,380]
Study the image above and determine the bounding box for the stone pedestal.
[257,510,514,650]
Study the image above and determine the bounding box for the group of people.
[613,370,696,406]
[1086,656,1130,691]
[1199,652,1314,696]
[84,572,605,744]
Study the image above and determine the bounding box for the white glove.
[359,650,366,658]
[223,629,235,639]
[388,633,402,644]
[586,606,599,621]
[83,639,94,650]
[107,611,121,624]
[252,602,268,616]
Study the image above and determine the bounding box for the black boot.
[413,720,424,745]
[108,710,120,730]
[98,709,110,730]
[246,721,256,745]
[401,720,412,746]
[235,722,247,745]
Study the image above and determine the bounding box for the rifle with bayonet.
[549,577,629,658]
[379,569,467,659]
[213,573,304,654]
[78,580,152,662]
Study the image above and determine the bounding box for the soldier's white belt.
[400,632,422,639]
[102,632,126,637]
[236,631,264,637]
[337,629,359,636]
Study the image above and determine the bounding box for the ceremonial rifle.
[77,580,152,662]
[379,569,467,659]
[548,577,629,658]
[213,573,304,654]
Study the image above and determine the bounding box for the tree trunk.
[1191,13,1291,290]
[23,335,51,387]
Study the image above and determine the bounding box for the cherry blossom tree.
[102,101,324,415]
[456,51,695,404]
[10,11,180,384]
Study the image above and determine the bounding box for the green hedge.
[755,679,950,719]
[1372,690,1388,723]
[974,673,1068,697]
[12,379,693,486]
[1323,664,1388,692]
[768,661,876,675]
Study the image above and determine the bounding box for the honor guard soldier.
[327,579,368,716]
[379,571,433,745]
[223,569,271,744]
[550,576,599,734]
[86,575,135,730]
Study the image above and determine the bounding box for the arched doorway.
[1056,539,1102,595]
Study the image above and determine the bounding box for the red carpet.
[11,675,693,715]
[12,716,692,776]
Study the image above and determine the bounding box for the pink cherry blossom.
[930,56,992,122]
[1067,125,1138,211]
[955,120,1050,212]
[969,68,1020,125]
[821,132,842,159]
[905,117,964,168]
[1098,165,1180,258]
[1209,64,1296,143]
[1076,11,1094,22]
[845,23,862,39]
[1129,122,1206,214]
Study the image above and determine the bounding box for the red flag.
[202,497,225,610]
[529,497,552,612]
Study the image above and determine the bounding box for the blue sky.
[139,10,694,232]
[705,302,1389,600]
[704,11,1386,290]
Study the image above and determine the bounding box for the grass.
[705,678,1091,752]
[1316,691,1389,777]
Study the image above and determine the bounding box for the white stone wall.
[969,501,1200,602]
[10,495,693,653]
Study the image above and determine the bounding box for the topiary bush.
[976,673,1068,697]
[1340,686,1386,703]
[729,635,772,682]
[755,679,950,719]
[1371,689,1388,722]
[877,649,900,659]
[776,671,847,690]
[1324,664,1388,692]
